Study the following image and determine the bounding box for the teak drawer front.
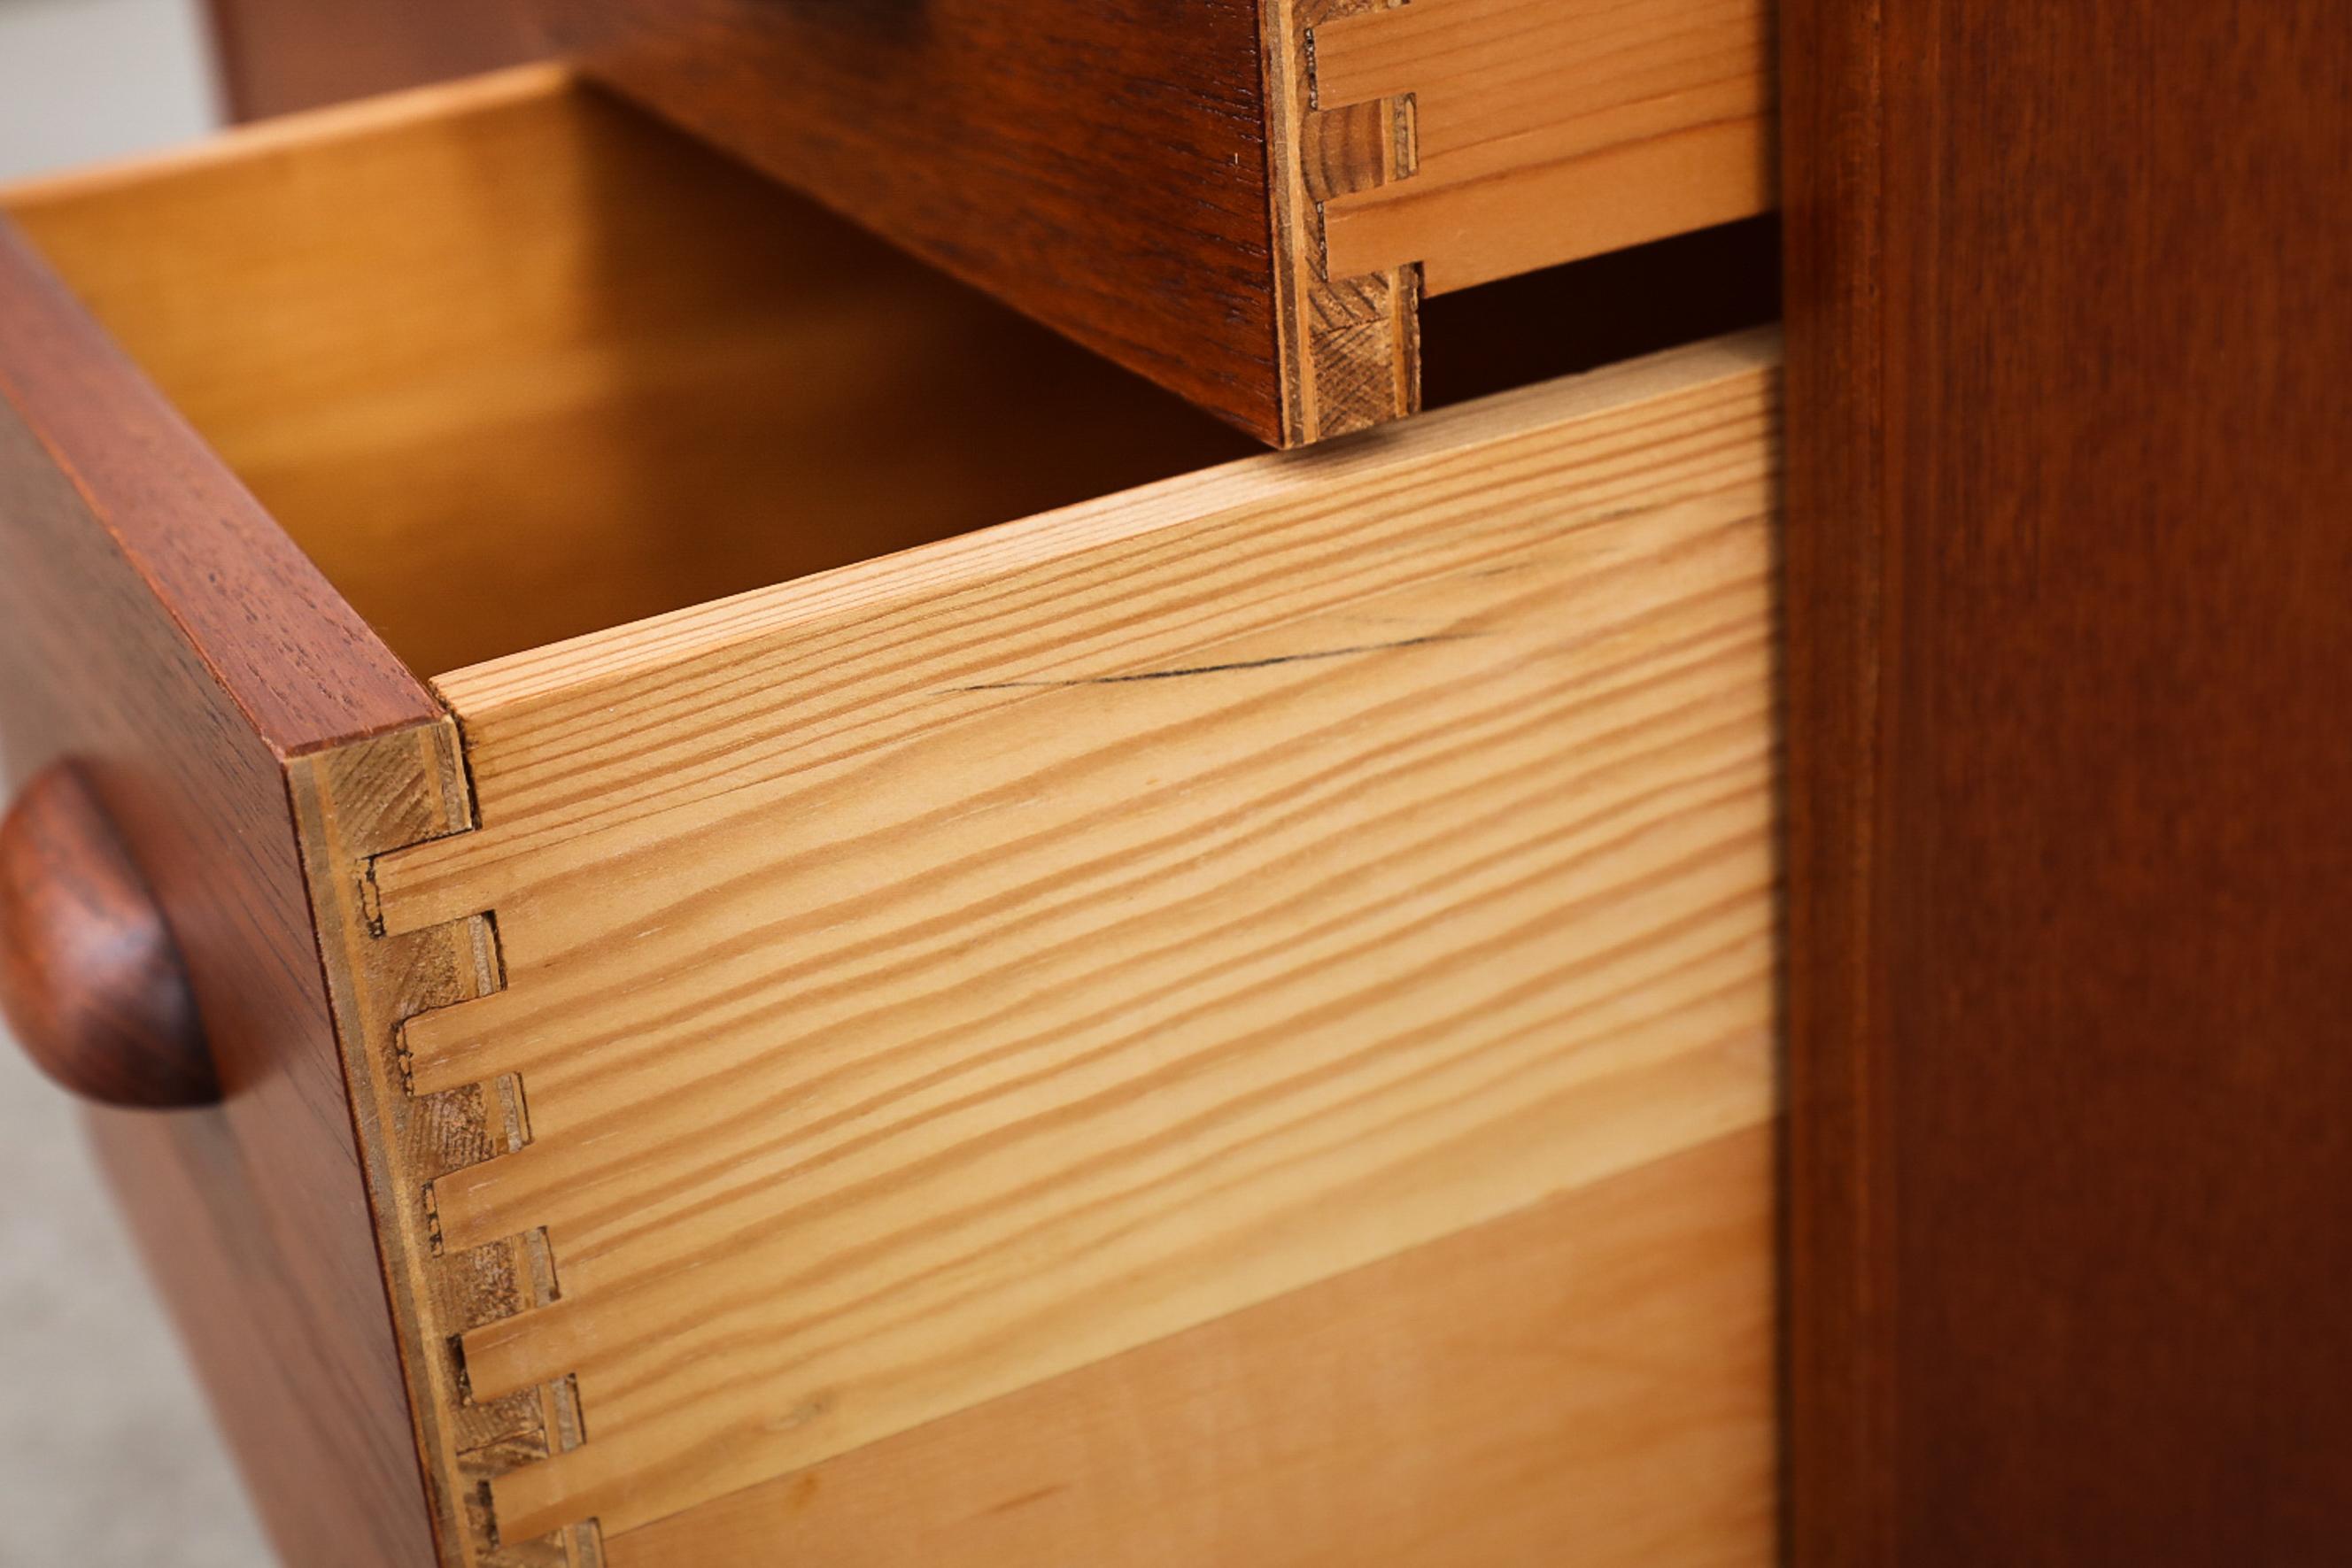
[2,67,1778,1568]
[0,227,445,1564]
[531,0,1774,446]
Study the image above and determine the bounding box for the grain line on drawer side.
[363,334,1782,1543]
[290,722,603,1568]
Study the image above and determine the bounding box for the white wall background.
[0,0,218,178]
[0,4,276,1561]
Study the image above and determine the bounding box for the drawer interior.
[2,66,1265,676]
[4,63,1776,684]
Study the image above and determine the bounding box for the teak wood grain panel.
[207,0,544,119]
[347,333,1782,1547]
[525,0,1290,440]
[0,222,441,1565]
[1785,0,2352,1561]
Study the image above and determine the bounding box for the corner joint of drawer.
[289,721,600,1564]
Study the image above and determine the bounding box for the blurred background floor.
[0,3,276,1560]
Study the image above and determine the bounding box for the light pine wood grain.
[359,333,1781,1542]
[601,1128,1776,1567]
[1313,0,1775,293]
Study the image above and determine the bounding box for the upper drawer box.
[0,67,1777,1567]
[531,0,1774,445]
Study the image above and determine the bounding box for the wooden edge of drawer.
[288,328,1783,1558]
[1262,0,1422,446]
[0,220,446,1563]
[288,722,606,1568]
[0,220,435,753]
[1,85,609,1565]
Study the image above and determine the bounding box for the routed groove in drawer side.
[529,0,1288,441]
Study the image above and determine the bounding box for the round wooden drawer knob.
[0,763,217,1108]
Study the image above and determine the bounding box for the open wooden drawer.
[0,66,1779,1568]
[533,0,1775,446]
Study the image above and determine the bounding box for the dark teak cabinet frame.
[1784,0,2352,1561]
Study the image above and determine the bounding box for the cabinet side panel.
[1786,0,2352,1561]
